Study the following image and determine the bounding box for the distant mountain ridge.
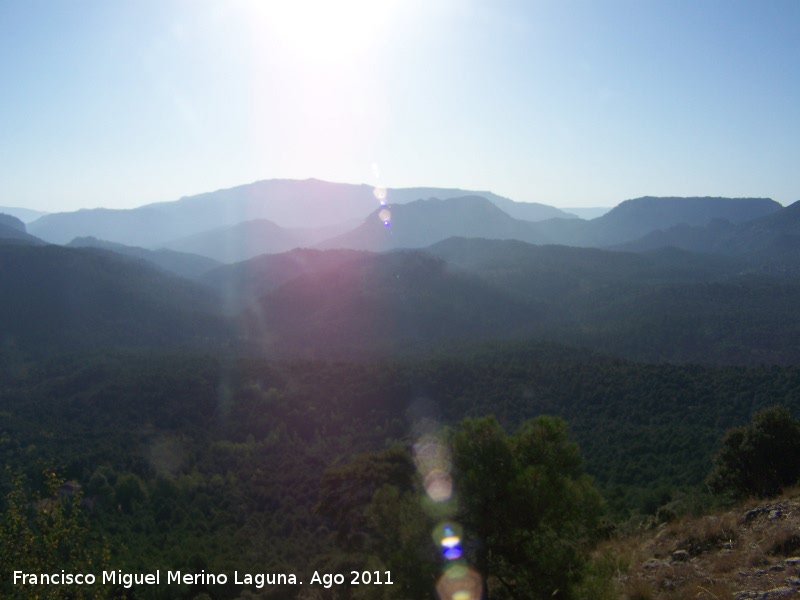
[0,213,25,232]
[6,225,800,363]
[523,196,782,247]
[29,206,179,246]
[216,238,800,364]
[27,178,573,248]
[0,244,227,355]
[201,248,369,312]
[318,195,542,251]
[617,199,800,270]
[0,206,48,223]
[26,178,781,258]
[67,236,220,279]
[315,195,782,252]
[0,213,46,245]
[163,218,355,263]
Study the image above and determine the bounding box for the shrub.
[707,405,800,499]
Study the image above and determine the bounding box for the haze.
[1,0,798,212]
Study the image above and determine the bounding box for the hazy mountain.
[0,213,46,245]
[201,247,369,313]
[562,207,613,219]
[719,199,800,256]
[67,236,220,279]
[317,195,544,251]
[525,196,782,247]
[0,206,48,223]
[162,218,355,263]
[155,179,572,229]
[617,200,800,272]
[196,236,795,363]
[239,249,535,358]
[425,237,747,292]
[0,244,228,355]
[0,213,25,232]
[385,187,573,222]
[28,206,178,246]
[27,178,572,248]
[590,196,781,243]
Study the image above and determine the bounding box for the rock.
[759,587,796,598]
[786,557,800,566]
[642,558,664,570]
[769,509,782,520]
[672,550,690,562]
[770,564,787,572]
[786,576,800,586]
[745,505,772,521]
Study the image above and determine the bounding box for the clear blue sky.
[1,0,798,212]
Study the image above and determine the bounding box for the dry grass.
[709,550,738,574]
[766,520,800,556]
[690,581,736,599]
[622,577,655,600]
[580,489,800,600]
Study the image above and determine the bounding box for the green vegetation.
[707,405,800,499]
[0,471,115,599]
[450,416,603,598]
[0,343,797,597]
[316,416,603,599]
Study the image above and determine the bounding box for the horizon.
[5,176,796,219]
[1,1,799,213]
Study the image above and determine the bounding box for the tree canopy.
[707,405,800,499]
[450,415,604,599]
[317,415,604,599]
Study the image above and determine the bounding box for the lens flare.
[424,469,453,502]
[443,546,463,560]
[414,425,482,599]
[373,186,387,201]
[436,564,483,600]
[439,524,463,561]
[378,208,391,222]
[414,435,450,474]
[441,534,460,549]
[414,436,453,502]
[434,523,463,553]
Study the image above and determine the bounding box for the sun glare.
[255,0,398,62]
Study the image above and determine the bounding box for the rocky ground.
[594,490,800,599]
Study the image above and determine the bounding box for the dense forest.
[2,341,800,599]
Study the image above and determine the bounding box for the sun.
[254,0,398,62]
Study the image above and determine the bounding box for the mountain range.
[22,178,782,266]
[6,179,800,364]
[0,243,228,355]
[26,178,572,248]
[224,239,800,364]
[617,199,800,269]
[67,236,220,279]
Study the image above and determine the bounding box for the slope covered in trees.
[2,343,800,597]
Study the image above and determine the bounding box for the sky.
[1,0,799,213]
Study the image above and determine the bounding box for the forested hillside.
[2,343,800,598]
